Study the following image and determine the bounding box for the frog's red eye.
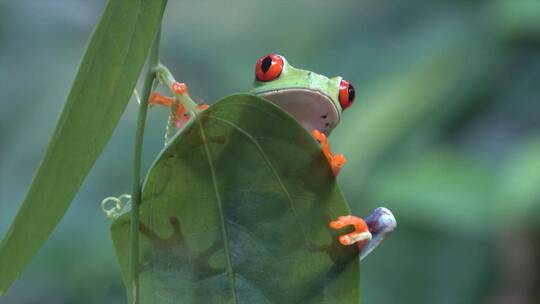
[255,54,284,82]
[339,79,355,110]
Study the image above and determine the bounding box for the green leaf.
[111,95,360,303]
[0,0,166,294]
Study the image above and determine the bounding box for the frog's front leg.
[311,129,346,176]
[330,207,396,260]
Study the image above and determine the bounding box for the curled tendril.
[101,194,131,220]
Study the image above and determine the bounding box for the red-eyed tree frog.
[148,54,396,260]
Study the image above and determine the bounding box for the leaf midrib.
[196,115,239,303]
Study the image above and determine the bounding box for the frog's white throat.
[258,88,340,135]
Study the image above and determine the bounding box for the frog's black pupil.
[261,56,273,73]
[348,84,355,102]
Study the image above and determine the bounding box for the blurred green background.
[1,0,539,303]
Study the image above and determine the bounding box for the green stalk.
[129,25,162,304]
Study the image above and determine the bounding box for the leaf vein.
[196,115,239,303]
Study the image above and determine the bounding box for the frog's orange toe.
[339,234,354,245]
[329,220,346,229]
[332,154,346,167]
[149,92,174,107]
[339,231,372,246]
[330,215,357,228]
[311,129,326,142]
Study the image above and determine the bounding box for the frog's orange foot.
[311,129,347,176]
[149,92,174,107]
[329,215,372,247]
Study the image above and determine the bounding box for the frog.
[251,54,352,176]
[147,54,396,260]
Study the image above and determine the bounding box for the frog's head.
[251,54,355,135]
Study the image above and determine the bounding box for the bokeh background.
[1,0,539,303]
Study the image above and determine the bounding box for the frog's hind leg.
[329,207,397,261]
[149,92,175,107]
[329,215,371,249]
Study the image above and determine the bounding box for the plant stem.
[129,25,162,304]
